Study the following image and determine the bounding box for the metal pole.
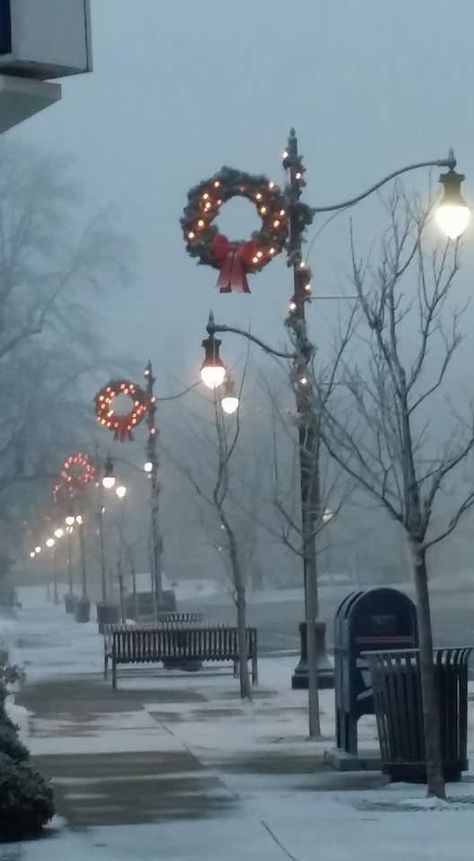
[145,360,163,619]
[79,520,87,598]
[67,530,73,595]
[53,544,59,605]
[285,128,321,737]
[98,503,107,602]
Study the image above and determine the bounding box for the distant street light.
[220,375,239,415]
[46,538,55,548]
[34,545,41,554]
[54,527,64,539]
[115,484,127,499]
[65,515,75,527]
[102,457,116,490]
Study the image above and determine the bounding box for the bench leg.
[104,653,108,680]
[252,655,258,686]
[112,660,117,690]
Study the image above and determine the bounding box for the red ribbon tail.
[216,250,251,294]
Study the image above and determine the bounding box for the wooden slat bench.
[103,613,203,678]
[106,624,258,689]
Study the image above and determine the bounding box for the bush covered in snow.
[0,723,29,762]
[0,753,54,839]
[0,660,55,838]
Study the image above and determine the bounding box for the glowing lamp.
[102,457,116,490]
[201,334,226,390]
[144,461,153,473]
[35,545,41,554]
[116,485,127,499]
[220,375,239,416]
[65,516,75,527]
[54,528,64,539]
[46,538,55,548]
[435,167,470,239]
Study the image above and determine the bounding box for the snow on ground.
[3,589,474,859]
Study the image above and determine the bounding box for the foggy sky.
[7,0,474,396]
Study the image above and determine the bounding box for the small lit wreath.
[60,452,96,489]
[95,379,149,442]
[181,167,288,293]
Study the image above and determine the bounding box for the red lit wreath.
[181,167,288,293]
[95,379,149,442]
[60,452,96,490]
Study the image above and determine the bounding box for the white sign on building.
[0,0,92,131]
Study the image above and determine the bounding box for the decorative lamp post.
[196,132,470,737]
[144,360,164,618]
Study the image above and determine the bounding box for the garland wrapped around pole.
[181,167,288,293]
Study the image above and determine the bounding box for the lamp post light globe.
[46,538,55,549]
[54,528,64,539]
[435,167,470,239]
[30,551,36,559]
[201,333,226,389]
[220,375,239,415]
[75,514,83,525]
[102,456,116,490]
[35,545,41,554]
[144,461,153,474]
[65,515,75,527]
[116,484,127,499]
[201,363,226,390]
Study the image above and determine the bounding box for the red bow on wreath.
[211,235,259,294]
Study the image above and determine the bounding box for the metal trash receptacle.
[365,648,472,782]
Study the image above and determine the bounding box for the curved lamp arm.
[312,152,457,214]
[207,312,296,360]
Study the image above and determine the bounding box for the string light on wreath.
[181,167,289,294]
[60,452,96,489]
[95,379,149,442]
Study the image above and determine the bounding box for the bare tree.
[0,140,131,553]
[168,388,252,700]
[320,188,474,798]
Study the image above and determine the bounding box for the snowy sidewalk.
[3,593,474,859]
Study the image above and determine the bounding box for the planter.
[64,594,78,614]
[365,647,472,783]
[74,596,91,624]
[96,602,120,633]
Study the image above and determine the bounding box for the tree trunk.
[303,523,321,738]
[226,518,251,700]
[411,539,445,799]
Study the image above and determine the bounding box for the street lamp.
[220,375,239,416]
[116,484,127,499]
[102,457,116,490]
[65,515,75,527]
[144,461,153,475]
[34,545,41,554]
[46,537,55,548]
[30,551,35,559]
[201,332,226,389]
[198,132,470,738]
[54,527,64,539]
[435,165,470,239]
